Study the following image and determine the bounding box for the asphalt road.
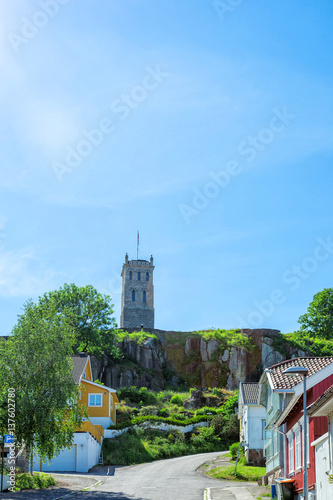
[67,451,247,500]
[2,451,260,500]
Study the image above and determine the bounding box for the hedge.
[109,414,210,430]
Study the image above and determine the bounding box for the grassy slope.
[103,387,238,465]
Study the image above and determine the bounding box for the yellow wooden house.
[33,353,118,473]
[72,352,118,429]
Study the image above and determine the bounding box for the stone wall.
[247,448,265,467]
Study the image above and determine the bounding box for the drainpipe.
[328,415,332,473]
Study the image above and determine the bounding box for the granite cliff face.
[90,328,307,391]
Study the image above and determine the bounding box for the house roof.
[241,383,260,404]
[266,357,333,391]
[71,354,89,384]
[307,384,333,417]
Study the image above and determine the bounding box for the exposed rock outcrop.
[92,328,308,391]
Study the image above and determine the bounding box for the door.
[315,436,333,500]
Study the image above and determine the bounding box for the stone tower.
[120,253,155,329]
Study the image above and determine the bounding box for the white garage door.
[40,445,77,472]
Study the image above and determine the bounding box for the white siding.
[33,432,101,473]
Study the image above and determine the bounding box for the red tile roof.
[268,357,333,390]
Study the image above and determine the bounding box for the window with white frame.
[288,434,294,473]
[295,427,301,469]
[302,417,310,465]
[89,394,103,407]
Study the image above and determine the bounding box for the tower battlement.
[120,253,155,329]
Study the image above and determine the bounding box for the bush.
[190,426,221,452]
[110,414,207,430]
[159,408,170,418]
[173,413,186,421]
[139,405,159,416]
[211,413,239,449]
[212,387,222,396]
[195,406,218,416]
[167,430,185,443]
[229,442,244,459]
[117,386,157,406]
[216,392,238,417]
[170,394,183,405]
[15,472,56,491]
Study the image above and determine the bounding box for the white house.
[238,382,266,466]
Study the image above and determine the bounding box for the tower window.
[132,290,135,301]
[143,291,146,303]
[138,271,141,281]
[146,272,149,281]
[129,271,132,280]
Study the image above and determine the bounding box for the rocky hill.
[90,328,307,391]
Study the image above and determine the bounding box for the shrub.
[173,413,186,421]
[159,408,170,418]
[139,405,159,416]
[190,426,221,452]
[15,472,56,491]
[229,442,244,459]
[211,413,239,448]
[117,386,157,406]
[167,430,185,443]
[216,392,238,417]
[195,406,218,416]
[170,394,183,405]
[110,414,207,430]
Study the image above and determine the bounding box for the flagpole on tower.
[137,230,139,260]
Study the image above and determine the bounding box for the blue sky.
[1,0,333,335]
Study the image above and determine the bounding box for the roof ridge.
[269,356,333,370]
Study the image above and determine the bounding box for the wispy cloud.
[0,247,64,298]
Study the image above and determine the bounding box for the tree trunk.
[16,445,30,473]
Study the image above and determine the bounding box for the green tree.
[37,283,120,358]
[298,288,333,340]
[0,300,84,471]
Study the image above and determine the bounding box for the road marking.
[204,487,212,500]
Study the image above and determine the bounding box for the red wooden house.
[274,360,333,499]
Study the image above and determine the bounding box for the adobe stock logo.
[236,236,333,329]
[178,106,296,224]
[213,0,245,22]
[52,65,169,182]
[7,0,71,53]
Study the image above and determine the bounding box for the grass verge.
[207,464,266,481]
